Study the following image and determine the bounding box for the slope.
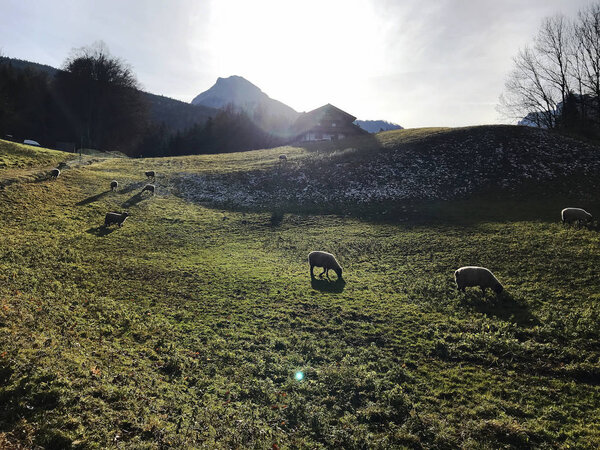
[168,125,600,219]
[0,132,599,448]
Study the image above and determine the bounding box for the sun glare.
[201,0,388,111]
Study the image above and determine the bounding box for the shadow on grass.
[76,190,110,206]
[119,182,145,195]
[270,210,284,227]
[461,291,538,327]
[86,226,117,237]
[122,192,148,208]
[311,277,346,293]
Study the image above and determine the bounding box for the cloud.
[0,0,594,126]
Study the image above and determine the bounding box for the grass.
[1,133,600,448]
[0,140,68,170]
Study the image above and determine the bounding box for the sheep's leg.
[325,268,330,278]
[310,265,315,278]
[319,268,327,278]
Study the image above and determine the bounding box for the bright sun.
[198,0,388,112]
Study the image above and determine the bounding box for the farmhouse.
[292,103,366,142]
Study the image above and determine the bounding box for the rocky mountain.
[191,76,300,136]
[354,120,403,133]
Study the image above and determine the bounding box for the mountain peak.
[191,75,267,108]
[190,75,300,135]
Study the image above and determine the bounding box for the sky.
[0,0,593,127]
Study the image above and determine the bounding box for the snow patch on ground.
[171,130,600,208]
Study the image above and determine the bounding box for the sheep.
[49,168,60,179]
[141,184,155,195]
[454,266,503,294]
[308,251,343,279]
[561,207,593,226]
[110,180,118,191]
[279,154,287,162]
[145,170,155,179]
[104,211,129,228]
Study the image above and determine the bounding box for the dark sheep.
[49,168,60,179]
[104,211,129,228]
[308,251,343,279]
[561,207,593,226]
[110,180,118,191]
[141,184,155,195]
[145,170,155,179]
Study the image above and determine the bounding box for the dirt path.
[0,156,102,189]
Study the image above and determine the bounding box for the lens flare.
[294,371,304,381]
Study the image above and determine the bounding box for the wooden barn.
[291,103,366,142]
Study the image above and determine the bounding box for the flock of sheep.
[49,166,156,229]
[102,170,157,228]
[310,206,594,295]
[48,164,594,294]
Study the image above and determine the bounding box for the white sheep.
[308,251,343,279]
[49,168,60,179]
[104,211,129,228]
[141,184,155,195]
[454,266,503,294]
[561,207,593,226]
[110,180,118,191]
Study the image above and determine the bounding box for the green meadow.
[1,130,599,449]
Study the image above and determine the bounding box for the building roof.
[291,103,363,136]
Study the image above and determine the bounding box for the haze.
[0,0,591,127]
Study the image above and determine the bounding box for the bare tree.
[575,4,600,124]
[499,45,560,128]
[536,15,571,107]
[499,10,586,128]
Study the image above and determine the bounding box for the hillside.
[143,92,216,133]
[354,119,403,133]
[2,57,216,136]
[1,128,599,448]
[170,126,600,215]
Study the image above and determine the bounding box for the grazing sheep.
[561,207,593,226]
[145,170,155,179]
[49,168,60,179]
[141,184,155,195]
[308,251,343,279]
[110,180,118,191]
[279,154,287,162]
[104,211,129,228]
[454,266,503,294]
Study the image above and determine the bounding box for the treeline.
[139,106,284,157]
[0,43,280,156]
[500,3,600,138]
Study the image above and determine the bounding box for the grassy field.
[1,130,600,449]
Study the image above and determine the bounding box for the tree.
[54,42,148,153]
[0,56,54,143]
[575,4,600,126]
[499,4,600,133]
[500,45,560,128]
